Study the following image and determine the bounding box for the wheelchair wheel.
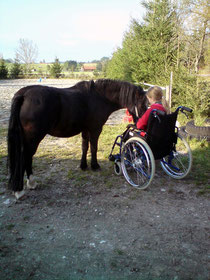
[160,135,192,179]
[121,137,155,189]
[114,160,122,175]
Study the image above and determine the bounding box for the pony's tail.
[7,94,25,192]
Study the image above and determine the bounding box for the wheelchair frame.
[109,106,193,189]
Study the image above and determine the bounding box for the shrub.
[50,58,62,78]
[9,61,23,78]
[172,69,210,120]
[0,59,8,79]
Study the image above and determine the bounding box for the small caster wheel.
[114,161,122,175]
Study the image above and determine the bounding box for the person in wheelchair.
[136,86,170,131]
[109,85,192,189]
[134,85,175,160]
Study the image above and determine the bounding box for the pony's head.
[89,79,148,122]
[125,85,148,123]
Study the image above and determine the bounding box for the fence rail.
[139,72,173,112]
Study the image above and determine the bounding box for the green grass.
[188,138,210,192]
[6,62,99,79]
[0,123,209,193]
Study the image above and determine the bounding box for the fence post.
[165,85,170,112]
[169,71,173,110]
[165,71,173,112]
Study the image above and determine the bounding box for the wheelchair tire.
[121,137,155,189]
[160,135,192,179]
[114,161,122,176]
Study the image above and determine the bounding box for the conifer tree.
[10,59,22,78]
[50,58,62,78]
[0,59,8,79]
[107,0,178,84]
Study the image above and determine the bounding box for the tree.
[16,38,38,64]
[106,46,133,81]
[9,59,22,78]
[0,59,8,79]
[50,58,62,78]
[63,60,77,72]
[106,0,209,120]
[16,38,38,74]
[177,0,209,73]
[96,62,102,71]
[106,0,178,84]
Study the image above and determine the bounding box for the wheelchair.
[109,106,193,190]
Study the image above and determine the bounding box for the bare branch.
[15,38,38,64]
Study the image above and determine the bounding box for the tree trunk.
[195,19,208,73]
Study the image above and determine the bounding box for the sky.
[0,0,145,62]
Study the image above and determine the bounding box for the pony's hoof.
[26,175,37,189]
[80,163,88,171]
[14,190,25,200]
[91,163,101,171]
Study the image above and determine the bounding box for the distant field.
[6,62,98,79]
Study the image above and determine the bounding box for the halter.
[135,106,139,118]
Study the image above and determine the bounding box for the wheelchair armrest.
[126,123,136,129]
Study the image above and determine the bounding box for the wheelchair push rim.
[121,137,155,189]
[160,135,192,179]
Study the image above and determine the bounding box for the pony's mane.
[72,80,94,93]
[72,79,146,112]
[94,79,145,107]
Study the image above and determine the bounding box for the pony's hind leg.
[26,175,37,189]
[12,151,26,200]
[13,141,38,199]
[13,164,26,199]
[80,131,89,170]
[25,154,37,190]
[14,190,26,200]
[24,136,43,190]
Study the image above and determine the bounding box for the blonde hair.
[146,86,170,113]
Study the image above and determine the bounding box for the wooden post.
[169,71,173,110]
[165,71,173,113]
[165,85,170,112]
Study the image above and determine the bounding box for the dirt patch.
[0,164,209,279]
[0,80,209,280]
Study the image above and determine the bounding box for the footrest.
[109,155,115,162]
[109,154,121,162]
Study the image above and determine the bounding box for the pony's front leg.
[80,131,89,170]
[90,130,101,170]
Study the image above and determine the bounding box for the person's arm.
[136,108,152,130]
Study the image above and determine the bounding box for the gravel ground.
[0,79,209,280]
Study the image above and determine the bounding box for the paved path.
[0,79,126,127]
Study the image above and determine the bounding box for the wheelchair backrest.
[146,110,178,159]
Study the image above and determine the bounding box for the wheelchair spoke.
[121,137,155,189]
[160,135,192,179]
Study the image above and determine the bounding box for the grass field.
[0,124,209,193]
[6,62,99,79]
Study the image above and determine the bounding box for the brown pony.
[7,79,147,198]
